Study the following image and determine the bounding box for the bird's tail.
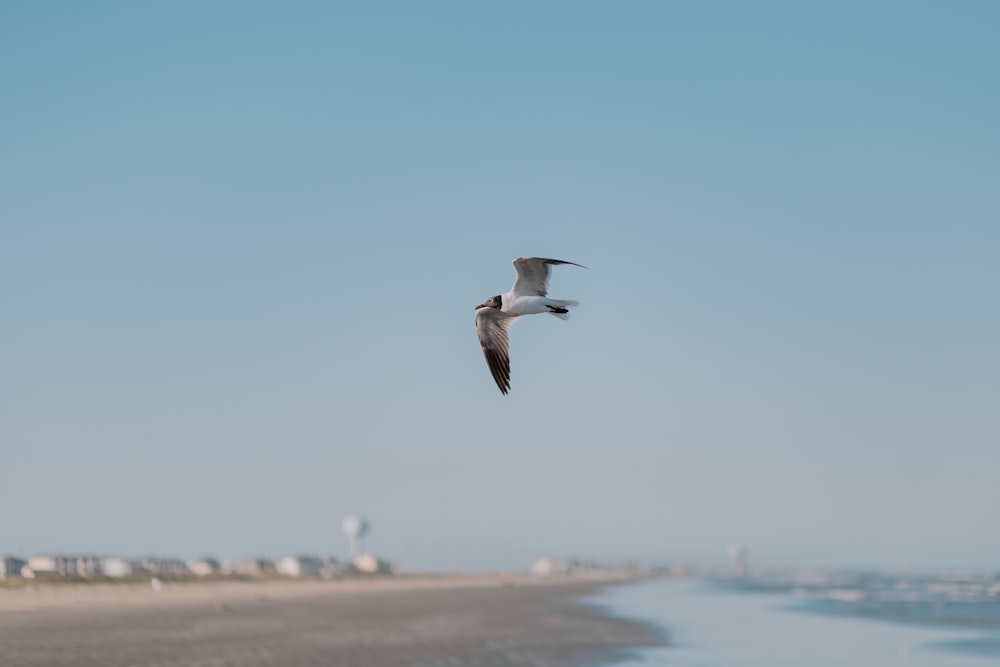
[546,299,580,320]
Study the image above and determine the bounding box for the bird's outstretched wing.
[476,308,517,395]
[511,257,586,297]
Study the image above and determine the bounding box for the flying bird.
[475,257,585,394]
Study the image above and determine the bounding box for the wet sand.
[0,575,665,666]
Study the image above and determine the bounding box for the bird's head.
[475,295,502,310]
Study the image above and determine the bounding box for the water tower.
[727,543,749,576]
[342,515,370,558]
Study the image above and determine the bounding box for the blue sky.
[2,2,997,571]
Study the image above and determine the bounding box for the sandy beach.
[0,575,664,666]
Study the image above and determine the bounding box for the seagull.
[475,257,585,395]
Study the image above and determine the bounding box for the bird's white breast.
[502,294,550,316]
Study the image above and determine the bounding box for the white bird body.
[475,257,585,394]
[501,294,567,316]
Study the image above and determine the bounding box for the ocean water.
[594,578,1000,666]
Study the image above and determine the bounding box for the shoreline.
[0,574,667,667]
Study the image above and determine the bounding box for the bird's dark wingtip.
[544,258,588,269]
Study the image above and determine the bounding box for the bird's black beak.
[475,303,487,310]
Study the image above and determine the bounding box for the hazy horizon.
[2,2,997,573]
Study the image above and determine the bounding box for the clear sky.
[2,2,997,572]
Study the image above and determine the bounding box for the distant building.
[531,557,573,577]
[24,554,162,579]
[232,558,277,577]
[275,555,327,578]
[137,557,189,577]
[530,556,616,577]
[188,558,223,577]
[350,554,392,575]
[2,556,27,579]
[26,555,79,577]
[75,555,105,577]
[101,556,133,578]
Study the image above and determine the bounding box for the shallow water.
[595,578,1000,666]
